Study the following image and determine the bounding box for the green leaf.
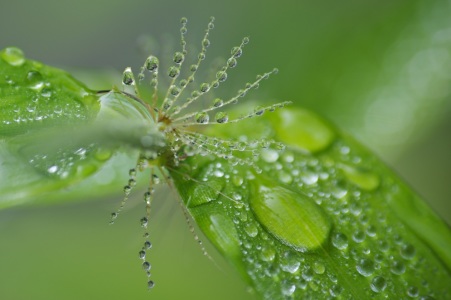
[0,47,165,208]
[170,108,451,299]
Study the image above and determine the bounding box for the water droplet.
[281,280,296,296]
[142,261,151,271]
[232,175,243,187]
[1,47,25,66]
[41,87,52,98]
[329,284,343,297]
[212,98,224,108]
[144,241,152,249]
[353,230,365,243]
[195,112,209,124]
[313,262,325,274]
[145,56,159,72]
[167,66,180,78]
[202,38,210,48]
[391,260,406,275]
[122,67,135,85]
[200,83,210,93]
[273,109,335,153]
[173,51,184,64]
[244,223,258,237]
[332,232,348,250]
[280,251,300,273]
[278,171,293,184]
[356,258,374,277]
[169,85,180,96]
[340,165,380,191]
[26,70,44,89]
[260,246,276,262]
[216,71,227,82]
[250,182,331,252]
[139,250,146,259]
[370,276,387,293]
[123,185,131,195]
[254,106,265,116]
[231,46,242,58]
[47,165,58,174]
[147,280,155,289]
[227,57,237,68]
[260,149,279,163]
[407,286,419,298]
[215,111,228,123]
[400,243,416,260]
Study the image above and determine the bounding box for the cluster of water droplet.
[1,47,92,131]
[168,108,449,299]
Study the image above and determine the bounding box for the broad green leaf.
[170,108,451,299]
[0,47,164,208]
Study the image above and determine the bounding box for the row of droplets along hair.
[108,17,291,289]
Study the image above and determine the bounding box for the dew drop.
[173,51,185,64]
[168,66,180,78]
[356,258,374,277]
[202,38,210,48]
[353,230,365,243]
[216,71,227,82]
[278,171,293,184]
[212,98,224,108]
[250,182,331,252]
[391,259,406,275]
[147,280,155,289]
[227,57,237,68]
[280,251,300,273]
[122,67,135,85]
[400,243,416,260]
[215,111,228,123]
[169,85,180,96]
[370,276,387,293]
[254,106,265,116]
[145,56,159,72]
[231,46,243,58]
[313,261,325,274]
[144,241,152,249]
[138,250,146,259]
[260,246,276,262]
[331,232,348,250]
[200,83,210,93]
[261,149,279,163]
[281,281,296,296]
[244,223,258,237]
[142,261,151,271]
[26,70,44,89]
[407,286,419,298]
[195,112,209,124]
[329,284,343,297]
[1,47,25,66]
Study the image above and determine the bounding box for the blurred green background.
[1,0,450,299]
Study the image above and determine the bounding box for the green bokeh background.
[1,1,450,299]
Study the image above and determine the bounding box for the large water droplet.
[272,109,335,153]
[391,260,406,275]
[1,47,25,66]
[400,243,416,260]
[250,180,331,252]
[340,164,380,191]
